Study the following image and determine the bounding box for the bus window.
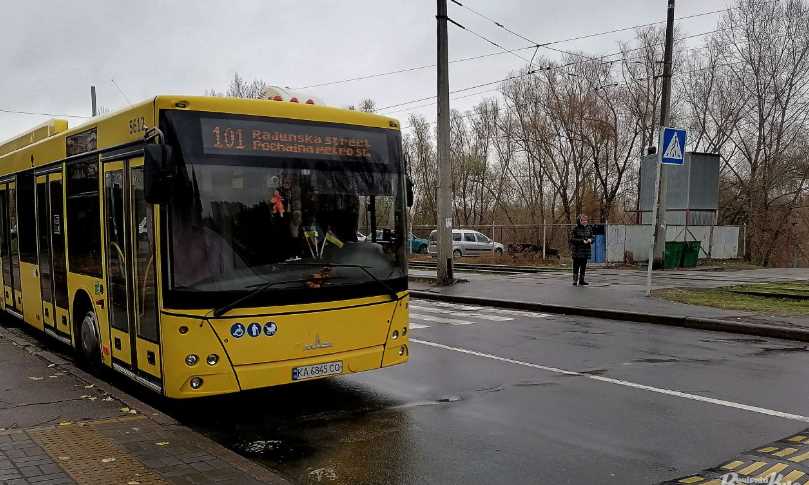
[131,167,158,342]
[67,158,102,277]
[17,172,36,264]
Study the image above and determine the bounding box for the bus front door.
[103,159,162,392]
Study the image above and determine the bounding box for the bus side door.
[0,180,21,314]
[37,172,71,340]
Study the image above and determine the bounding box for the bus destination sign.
[200,117,390,163]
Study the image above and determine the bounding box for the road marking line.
[788,435,807,443]
[783,470,805,482]
[409,322,431,329]
[758,447,779,453]
[678,476,704,483]
[409,314,474,326]
[722,461,744,471]
[410,338,809,423]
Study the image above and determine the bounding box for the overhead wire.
[295,4,734,91]
[377,26,729,114]
[0,108,89,119]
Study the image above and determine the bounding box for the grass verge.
[655,282,809,315]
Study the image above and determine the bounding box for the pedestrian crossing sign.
[660,127,686,165]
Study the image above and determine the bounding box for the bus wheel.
[453,249,462,258]
[78,310,101,368]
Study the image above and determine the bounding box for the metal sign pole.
[646,140,663,296]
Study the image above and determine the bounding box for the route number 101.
[211,127,246,150]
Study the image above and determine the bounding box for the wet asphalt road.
[159,299,809,485]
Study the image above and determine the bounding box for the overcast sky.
[0,0,723,141]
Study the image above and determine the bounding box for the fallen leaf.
[102,396,113,402]
[155,442,169,447]
[101,457,116,463]
[58,456,70,461]
[47,363,56,368]
[120,407,130,413]
[84,384,95,389]
[58,422,72,427]
[28,377,44,381]
[128,409,137,415]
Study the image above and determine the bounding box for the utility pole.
[90,85,98,117]
[436,0,454,285]
[652,0,675,267]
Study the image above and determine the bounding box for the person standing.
[569,215,593,286]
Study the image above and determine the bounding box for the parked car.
[409,233,429,253]
[427,229,505,258]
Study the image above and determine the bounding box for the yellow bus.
[0,95,410,398]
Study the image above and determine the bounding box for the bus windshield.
[162,110,406,306]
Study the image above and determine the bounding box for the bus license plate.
[292,361,343,381]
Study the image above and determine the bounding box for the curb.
[409,290,809,343]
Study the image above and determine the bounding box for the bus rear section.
[153,102,410,398]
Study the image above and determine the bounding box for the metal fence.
[412,224,576,259]
[411,223,742,262]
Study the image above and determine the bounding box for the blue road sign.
[247,322,262,337]
[660,127,686,165]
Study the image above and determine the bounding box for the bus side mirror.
[144,144,173,204]
[406,177,414,208]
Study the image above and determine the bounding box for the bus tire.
[495,247,503,256]
[453,249,462,258]
[76,306,101,370]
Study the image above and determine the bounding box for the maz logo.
[304,334,333,351]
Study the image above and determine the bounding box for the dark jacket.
[569,223,593,259]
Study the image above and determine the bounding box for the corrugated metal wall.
[606,225,740,263]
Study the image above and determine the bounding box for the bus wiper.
[277,262,399,301]
[210,278,309,318]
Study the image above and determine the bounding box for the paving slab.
[0,318,290,485]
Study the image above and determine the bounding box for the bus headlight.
[391,330,399,340]
[185,354,199,366]
[399,345,408,356]
[206,354,219,366]
[190,377,204,389]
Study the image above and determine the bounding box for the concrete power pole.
[90,86,98,117]
[436,0,454,285]
[652,0,675,267]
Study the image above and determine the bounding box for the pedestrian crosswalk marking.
[410,313,474,326]
[410,305,513,322]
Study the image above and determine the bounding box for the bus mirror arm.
[144,144,174,204]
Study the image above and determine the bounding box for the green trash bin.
[664,242,685,269]
[681,241,701,268]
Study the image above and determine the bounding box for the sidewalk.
[409,267,809,340]
[0,321,290,485]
